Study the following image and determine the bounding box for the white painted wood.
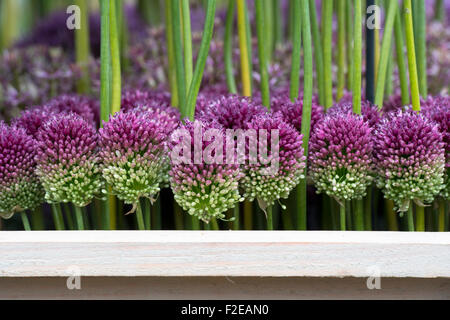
[0,231,449,278]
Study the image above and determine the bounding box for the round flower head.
[197,94,267,129]
[309,112,374,202]
[121,89,174,114]
[12,105,57,138]
[242,114,306,210]
[45,94,99,127]
[0,123,43,218]
[169,120,244,222]
[420,95,450,198]
[328,101,381,128]
[272,95,324,135]
[373,110,446,212]
[383,94,405,113]
[35,113,102,207]
[99,110,168,205]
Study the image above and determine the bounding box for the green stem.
[374,0,398,108]
[352,0,362,114]
[191,216,200,230]
[263,0,274,62]
[336,0,346,100]
[181,0,193,88]
[51,204,65,231]
[75,0,90,95]
[224,0,237,94]
[322,0,334,109]
[273,0,283,47]
[73,206,84,230]
[297,0,313,231]
[403,0,421,112]
[364,189,373,230]
[434,0,444,21]
[438,198,445,232]
[353,199,364,231]
[21,212,31,231]
[210,218,219,230]
[237,0,252,97]
[345,200,352,230]
[165,0,179,107]
[0,0,19,50]
[346,0,354,91]
[233,204,240,230]
[289,0,301,101]
[142,198,150,230]
[135,202,145,231]
[414,0,427,97]
[415,204,425,231]
[309,0,324,106]
[171,0,186,114]
[62,203,74,230]
[109,0,121,114]
[174,203,184,230]
[255,0,270,108]
[117,0,129,72]
[407,205,415,231]
[243,200,253,230]
[154,197,162,230]
[100,0,111,124]
[30,206,45,230]
[266,206,273,230]
[185,0,217,121]
[394,8,410,106]
[385,199,399,231]
[339,203,346,231]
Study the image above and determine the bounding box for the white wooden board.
[0,231,449,278]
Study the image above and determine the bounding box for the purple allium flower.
[383,94,406,113]
[35,113,102,207]
[99,111,168,205]
[328,101,381,128]
[272,95,325,134]
[44,94,99,127]
[0,123,43,218]
[421,95,450,199]
[197,94,268,129]
[242,115,306,210]
[120,89,180,120]
[373,110,446,211]
[309,112,374,202]
[169,120,244,222]
[12,105,56,138]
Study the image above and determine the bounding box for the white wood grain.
[0,231,449,278]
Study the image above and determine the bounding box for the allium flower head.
[12,105,56,138]
[99,111,169,205]
[328,100,381,128]
[35,113,102,207]
[272,95,325,134]
[121,89,172,112]
[169,120,244,222]
[242,115,306,210]
[197,94,267,129]
[421,95,450,198]
[309,112,374,202]
[45,94,99,127]
[374,110,446,211]
[0,123,43,218]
